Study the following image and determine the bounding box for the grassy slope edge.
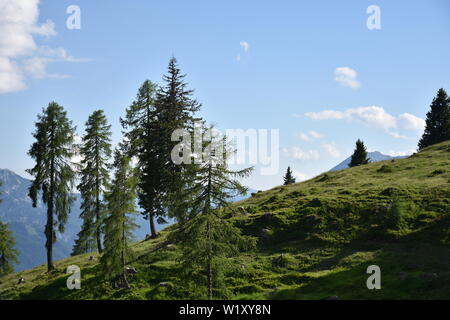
[1,141,449,300]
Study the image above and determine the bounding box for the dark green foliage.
[72,110,112,255]
[121,80,165,238]
[171,132,256,299]
[101,152,138,287]
[27,102,76,271]
[0,222,19,276]
[419,88,450,150]
[0,181,20,276]
[283,166,296,185]
[156,57,202,220]
[349,139,369,167]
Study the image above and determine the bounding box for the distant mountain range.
[329,151,409,172]
[0,169,170,271]
[0,168,255,272]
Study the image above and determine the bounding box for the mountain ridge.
[329,151,408,172]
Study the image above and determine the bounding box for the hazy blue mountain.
[0,169,169,271]
[329,151,408,172]
[0,168,253,272]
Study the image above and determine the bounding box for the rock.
[126,267,138,274]
[325,295,339,300]
[17,277,25,284]
[260,228,271,239]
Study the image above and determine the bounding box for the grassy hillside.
[1,141,449,300]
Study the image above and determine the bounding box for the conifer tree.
[349,139,369,168]
[101,151,138,288]
[0,222,19,276]
[156,57,202,222]
[72,110,112,255]
[0,181,20,275]
[121,80,165,239]
[418,88,450,150]
[171,130,256,299]
[283,166,296,185]
[27,102,76,271]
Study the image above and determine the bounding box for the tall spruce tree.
[101,151,138,288]
[171,130,256,299]
[349,139,369,168]
[121,80,165,239]
[72,110,112,255]
[418,88,450,150]
[27,102,76,271]
[156,57,202,222]
[0,181,20,275]
[283,166,296,185]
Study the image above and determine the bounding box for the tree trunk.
[46,157,55,272]
[121,212,130,289]
[207,220,213,300]
[96,190,103,253]
[95,146,103,253]
[149,212,158,238]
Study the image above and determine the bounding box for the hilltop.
[329,151,407,171]
[0,141,449,300]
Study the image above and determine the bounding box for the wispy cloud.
[0,0,88,93]
[236,40,249,62]
[282,147,320,161]
[240,41,249,52]
[304,106,424,138]
[297,130,324,141]
[292,169,308,182]
[322,141,341,158]
[334,67,360,89]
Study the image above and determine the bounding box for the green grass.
[1,141,450,300]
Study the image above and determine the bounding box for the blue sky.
[0,0,449,190]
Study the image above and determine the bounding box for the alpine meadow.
[0,0,450,308]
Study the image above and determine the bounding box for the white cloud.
[397,113,426,131]
[292,170,308,182]
[305,110,346,120]
[298,130,324,141]
[305,106,424,139]
[387,131,409,139]
[282,147,320,160]
[322,141,341,158]
[0,56,25,93]
[334,67,360,89]
[306,106,396,131]
[0,0,85,93]
[240,41,249,52]
[388,150,415,157]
